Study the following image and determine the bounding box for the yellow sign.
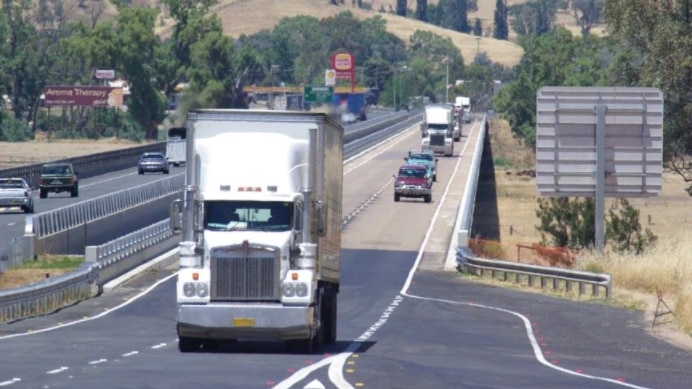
[325,69,336,86]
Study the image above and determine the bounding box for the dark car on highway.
[39,162,79,198]
[138,152,170,175]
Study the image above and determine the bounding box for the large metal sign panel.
[536,86,663,198]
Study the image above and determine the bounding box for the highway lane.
[0,112,391,250]
[0,166,186,248]
[2,121,690,389]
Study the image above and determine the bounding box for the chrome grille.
[210,245,279,301]
[430,133,446,146]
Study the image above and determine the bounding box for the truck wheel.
[178,336,202,352]
[138,169,144,175]
[394,193,401,202]
[39,189,47,199]
[424,195,432,203]
[433,174,437,182]
[23,205,34,214]
[71,186,79,198]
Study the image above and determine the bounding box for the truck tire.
[178,336,202,352]
[394,193,401,202]
[433,174,437,182]
[71,186,79,198]
[424,194,432,203]
[39,189,47,199]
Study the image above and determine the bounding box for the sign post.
[535,86,664,252]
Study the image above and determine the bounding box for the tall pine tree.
[396,0,407,16]
[415,0,427,22]
[493,0,508,40]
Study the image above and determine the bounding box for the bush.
[0,116,31,141]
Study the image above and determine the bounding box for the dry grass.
[488,117,692,348]
[0,133,147,169]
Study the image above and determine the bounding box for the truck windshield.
[204,200,293,232]
[427,124,448,131]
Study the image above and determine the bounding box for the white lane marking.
[46,367,68,375]
[0,378,20,387]
[122,351,139,357]
[0,272,177,340]
[151,343,166,349]
[303,378,326,389]
[88,359,107,365]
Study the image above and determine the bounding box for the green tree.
[112,5,166,140]
[493,0,508,40]
[396,0,407,16]
[442,0,469,33]
[158,0,219,97]
[604,0,692,195]
[415,0,427,22]
[606,199,657,254]
[536,197,595,249]
[473,18,482,36]
[508,0,558,36]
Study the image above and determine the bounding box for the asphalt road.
[0,122,690,389]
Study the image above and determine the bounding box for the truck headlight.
[281,270,313,304]
[295,282,308,297]
[282,283,295,297]
[182,282,209,298]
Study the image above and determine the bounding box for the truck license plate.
[232,317,255,327]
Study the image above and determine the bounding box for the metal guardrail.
[0,113,417,324]
[453,115,612,298]
[30,175,184,238]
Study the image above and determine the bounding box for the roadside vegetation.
[0,255,85,290]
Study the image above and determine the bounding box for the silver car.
[0,178,34,213]
[138,152,170,175]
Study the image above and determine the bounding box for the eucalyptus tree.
[604,0,692,194]
[407,30,463,103]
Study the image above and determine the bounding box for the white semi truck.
[421,104,454,156]
[169,109,343,354]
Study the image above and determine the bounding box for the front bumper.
[0,198,30,207]
[139,164,167,171]
[177,303,314,340]
[395,187,431,196]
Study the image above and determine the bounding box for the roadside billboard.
[42,86,124,107]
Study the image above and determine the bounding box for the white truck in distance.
[454,96,471,124]
[421,104,454,156]
[169,109,343,354]
[165,127,186,167]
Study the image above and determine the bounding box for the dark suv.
[39,162,79,198]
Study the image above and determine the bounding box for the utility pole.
[475,37,481,56]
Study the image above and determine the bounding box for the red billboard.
[43,86,124,107]
[330,52,356,92]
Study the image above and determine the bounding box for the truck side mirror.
[169,199,183,234]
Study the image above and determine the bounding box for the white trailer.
[170,109,343,354]
[421,105,454,156]
[455,96,471,123]
[165,127,186,167]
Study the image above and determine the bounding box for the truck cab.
[170,110,343,354]
[421,104,454,157]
